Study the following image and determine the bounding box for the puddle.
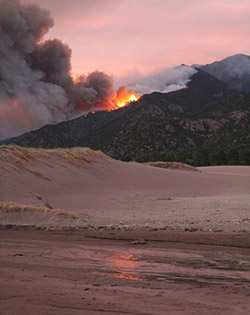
[54,244,250,285]
[100,248,250,285]
[107,252,140,281]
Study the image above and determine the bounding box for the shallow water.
[1,231,250,315]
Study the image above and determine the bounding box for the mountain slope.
[200,54,250,92]
[83,92,250,164]
[3,70,230,148]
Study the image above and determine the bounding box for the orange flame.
[112,86,140,109]
[75,85,140,114]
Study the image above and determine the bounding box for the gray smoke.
[128,65,197,95]
[0,0,115,139]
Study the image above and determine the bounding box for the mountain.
[199,54,250,92]
[3,70,230,149]
[4,69,249,166]
[76,91,250,165]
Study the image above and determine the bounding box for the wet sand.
[1,230,250,315]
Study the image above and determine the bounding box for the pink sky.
[23,0,250,83]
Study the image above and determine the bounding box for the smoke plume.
[128,65,197,95]
[0,0,116,139]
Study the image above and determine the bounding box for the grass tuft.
[0,202,79,220]
[55,210,79,219]
[0,202,51,214]
[0,165,9,172]
[25,167,51,180]
[33,193,42,201]
[144,161,199,172]
[44,201,53,209]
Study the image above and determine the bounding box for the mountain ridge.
[3,69,230,147]
[199,54,250,92]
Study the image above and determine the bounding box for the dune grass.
[0,145,106,169]
[0,165,9,172]
[0,202,78,220]
[55,210,79,219]
[0,202,51,214]
[144,161,199,172]
[10,165,22,173]
[25,167,51,180]
[33,193,42,201]
[0,145,107,181]
[0,145,50,163]
[42,161,55,168]
[63,150,91,168]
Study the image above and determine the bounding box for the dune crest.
[0,145,107,179]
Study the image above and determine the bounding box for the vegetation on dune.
[0,202,78,220]
[26,167,51,180]
[0,202,51,214]
[0,146,107,179]
[144,161,199,171]
[55,210,79,219]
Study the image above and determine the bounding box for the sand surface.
[0,146,249,234]
[1,146,250,314]
[1,230,250,315]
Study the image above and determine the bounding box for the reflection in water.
[109,252,140,281]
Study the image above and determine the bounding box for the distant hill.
[199,54,250,92]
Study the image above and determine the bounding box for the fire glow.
[75,85,140,113]
[113,86,140,109]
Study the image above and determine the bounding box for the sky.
[20,0,250,84]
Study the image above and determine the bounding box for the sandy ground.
[1,147,250,314]
[1,230,250,315]
[0,146,250,234]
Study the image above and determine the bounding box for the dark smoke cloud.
[73,72,115,111]
[32,39,73,88]
[0,0,115,139]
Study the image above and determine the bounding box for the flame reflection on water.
[109,252,140,281]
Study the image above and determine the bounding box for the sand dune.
[0,146,249,232]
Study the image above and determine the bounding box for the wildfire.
[113,86,140,108]
[76,85,140,113]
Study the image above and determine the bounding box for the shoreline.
[1,226,250,249]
